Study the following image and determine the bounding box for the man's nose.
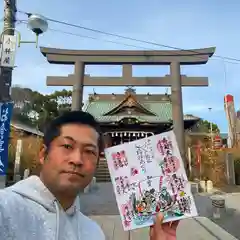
[69,149,84,165]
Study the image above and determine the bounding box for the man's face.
[40,123,99,195]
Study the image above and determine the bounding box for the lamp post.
[0,14,48,188]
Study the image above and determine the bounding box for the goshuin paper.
[104,130,198,231]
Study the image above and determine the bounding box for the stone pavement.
[80,182,118,215]
[80,183,240,239]
[90,215,237,240]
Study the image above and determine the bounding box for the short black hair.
[43,110,102,151]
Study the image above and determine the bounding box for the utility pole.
[0,0,17,101]
[0,0,17,189]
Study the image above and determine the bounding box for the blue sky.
[1,0,240,132]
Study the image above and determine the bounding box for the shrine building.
[83,87,200,182]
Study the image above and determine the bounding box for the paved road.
[80,183,118,215]
[80,183,240,239]
[90,215,237,240]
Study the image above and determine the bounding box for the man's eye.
[85,149,96,155]
[62,144,73,150]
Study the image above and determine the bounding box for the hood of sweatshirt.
[9,175,81,239]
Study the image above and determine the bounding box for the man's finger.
[149,226,154,238]
[170,220,179,230]
[154,213,164,230]
[162,220,179,231]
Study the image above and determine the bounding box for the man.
[0,111,105,239]
[0,110,178,239]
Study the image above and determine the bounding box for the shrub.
[7,129,42,181]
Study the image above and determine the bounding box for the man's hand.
[149,213,179,240]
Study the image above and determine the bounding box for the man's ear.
[39,144,47,165]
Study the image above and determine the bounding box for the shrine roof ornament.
[125,86,136,95]
[103,94,156,116]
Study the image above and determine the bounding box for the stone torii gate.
[40,47,215,163]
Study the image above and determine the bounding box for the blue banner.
[0,102,13,176]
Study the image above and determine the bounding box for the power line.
[17,9,240,63]
[19,20,151,50]
[17,19,240,66]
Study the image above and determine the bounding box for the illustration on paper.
[104,131,198,231]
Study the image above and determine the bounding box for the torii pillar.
[170,61,184,156]
[40,47,215,166]
[72,61,84,110]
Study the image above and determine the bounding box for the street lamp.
[1,14,48,48]
[27,14,48,47]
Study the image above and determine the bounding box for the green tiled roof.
[84,99,199,123]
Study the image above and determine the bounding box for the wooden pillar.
[122,64,132,81]
[72,62,85,110]
[170,61,185,163]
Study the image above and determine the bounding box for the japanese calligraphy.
[0,157,4,172]
[146,175,153,187]
[4,48,11,54]
[0,103,12,175]
[115,176,130,195]
[0,108,8,154]
[170,174,186,193]
[177,196,192,214]
[130,167,139,176]
[112,150,128,171]
[135,139,154,173]
[1,35,17,67]
[144,138,154,163]
[160,156,180,175]
[135,144,146,173]
[159,175,164,190]
[157,137,173,156]
[121,201,134,227]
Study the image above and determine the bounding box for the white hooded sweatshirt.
[0,176,105,240]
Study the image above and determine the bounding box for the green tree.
[10,86,70,131]
[195,119,220,133]
[11,86,36,126]
[49,89,72,114]
[30,93,58,131]
[30,89,72,131]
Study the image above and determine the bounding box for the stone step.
[96,157,111,182]
[96,174,110,177]
[95,171,110,175]
[95,177,111,182]
[95,172,110,175]
[95,174,111,179]
[97,165,109,168]
[98,164,108,167]
[96,169,110,173]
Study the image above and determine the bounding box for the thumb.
[149,214,164,239]
[154,213,164,232]
[155,213,164,223]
